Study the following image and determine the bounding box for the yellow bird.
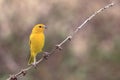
[28,24,47,65]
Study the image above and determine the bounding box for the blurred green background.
[0,0,120,80]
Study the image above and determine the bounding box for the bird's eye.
[39,26,42,28]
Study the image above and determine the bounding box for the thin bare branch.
[6,2,116,80]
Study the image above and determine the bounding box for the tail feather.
[28,55,34,65]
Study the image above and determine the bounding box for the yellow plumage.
[28,24,46,65]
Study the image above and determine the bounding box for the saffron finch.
[28,24,47,65]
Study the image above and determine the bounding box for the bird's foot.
[32,62,37,69]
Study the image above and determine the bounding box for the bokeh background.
[0,0,120,80]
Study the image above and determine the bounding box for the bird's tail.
[28,54,35,65]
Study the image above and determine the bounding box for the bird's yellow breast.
[30,33,45,55]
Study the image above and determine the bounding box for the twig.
[6,2,116,80]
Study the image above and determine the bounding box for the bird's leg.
[34,57,36,65]
[32,57,37,68]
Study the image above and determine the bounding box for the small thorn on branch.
[21,70,26,76]
[43,52,50,60]
[68,36,72,41]
[56,45,62,50]
[10,75,17,80]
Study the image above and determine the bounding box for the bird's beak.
[44,26,47,29]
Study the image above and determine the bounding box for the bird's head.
[32,24,47,33]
